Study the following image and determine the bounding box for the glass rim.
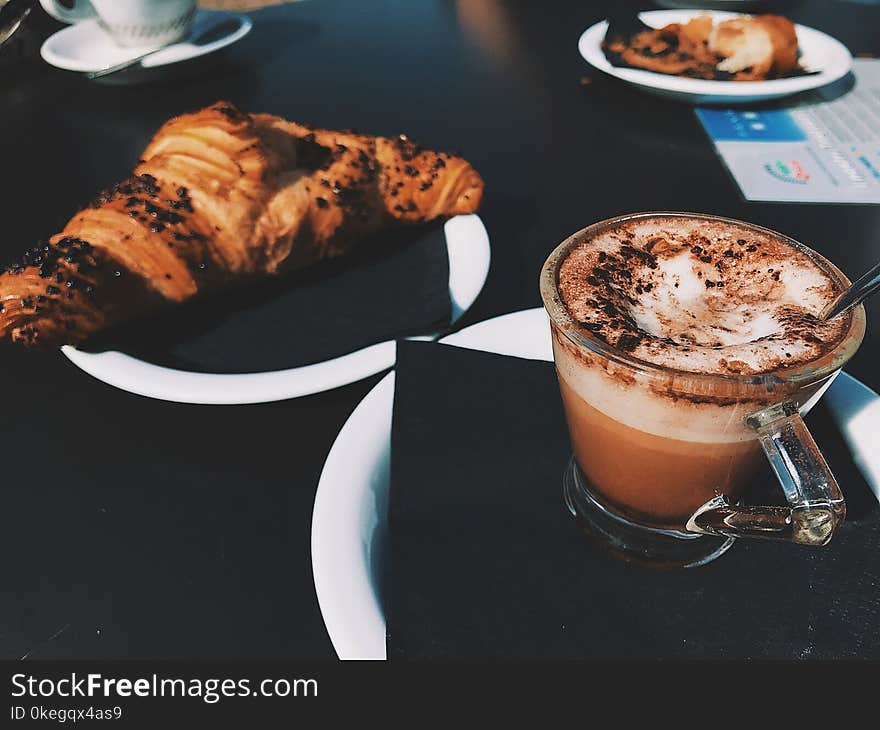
[539,211,866,387]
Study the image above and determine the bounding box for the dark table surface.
[1,0,879,660]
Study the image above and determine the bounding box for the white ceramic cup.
[39,0,196,49]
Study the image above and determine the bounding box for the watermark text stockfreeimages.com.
[10,672,317,705]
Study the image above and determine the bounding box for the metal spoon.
[0,0,34,49]
[85,16,242,80]
[820,260,880,320]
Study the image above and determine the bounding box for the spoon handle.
[85,48,160,79]
[821,259,880,320]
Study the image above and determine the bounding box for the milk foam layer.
[558,217,848,376]
[551,325,836,443]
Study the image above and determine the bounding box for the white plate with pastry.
[578,10,853,104]
[0,102,487,404]
[41,9,252,74]
[61,213,489,404]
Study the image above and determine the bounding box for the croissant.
[0,101,484,346]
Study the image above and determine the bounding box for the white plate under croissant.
[62,214,490,404]
[578,10,853,104]
[0,102,488,403]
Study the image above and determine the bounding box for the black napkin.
[388,340,880,659]
[84,223,450,373]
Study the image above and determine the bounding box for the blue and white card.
[696,60,880,204]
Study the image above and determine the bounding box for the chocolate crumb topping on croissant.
[0,102,484,346]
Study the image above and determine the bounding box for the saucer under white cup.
[40,0,196,49]
[41,8,252,74]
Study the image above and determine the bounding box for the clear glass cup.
[539,212,866,568]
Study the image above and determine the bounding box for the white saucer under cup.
[311,308,554,660]
[311,308,879,659]
[40,9,253,75]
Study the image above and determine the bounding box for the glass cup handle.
[686,401,845,546]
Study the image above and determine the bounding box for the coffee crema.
[558,216,848,376]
